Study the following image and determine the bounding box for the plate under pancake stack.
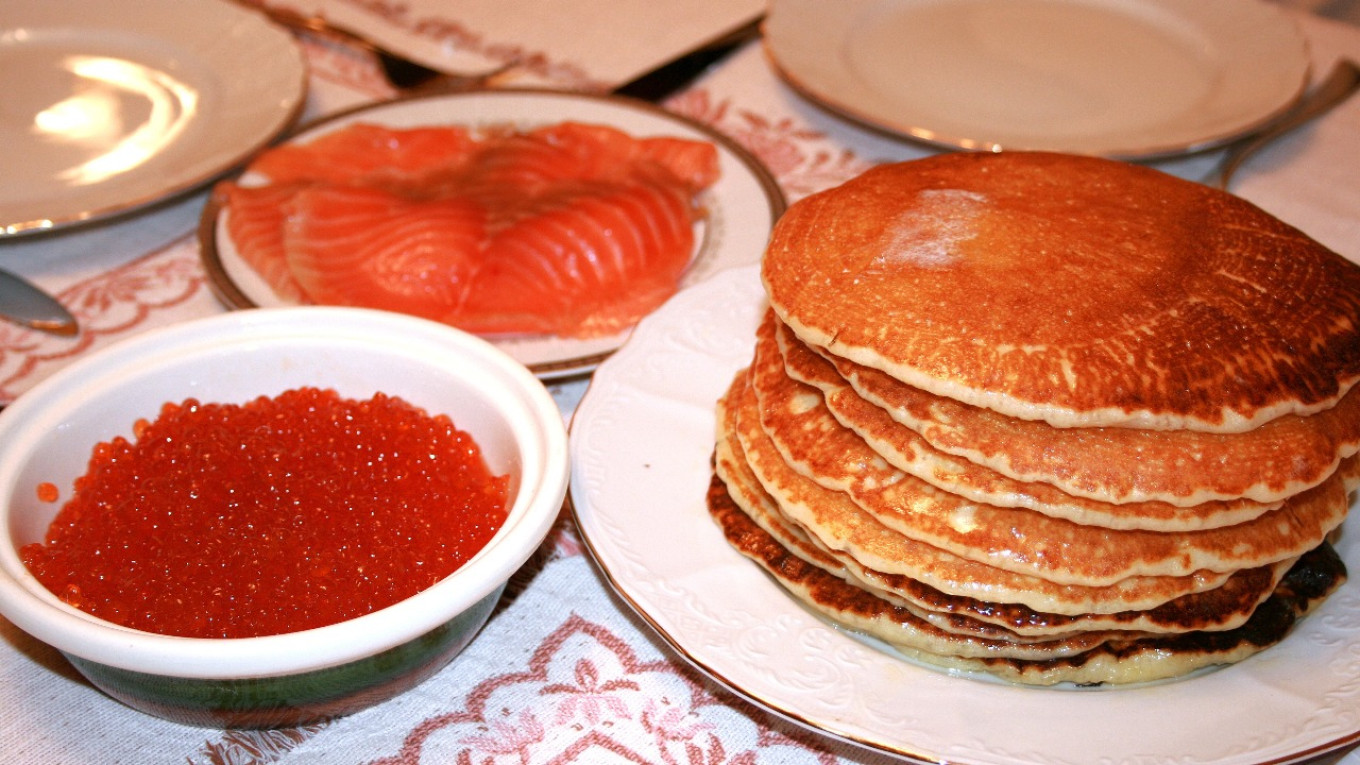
[709,152,1360,686]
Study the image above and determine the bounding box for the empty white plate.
[0,0,306,237]
[764,0,1310,159]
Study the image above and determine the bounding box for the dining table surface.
[3,1,1360,763]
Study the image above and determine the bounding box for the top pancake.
[761,151,1360,433]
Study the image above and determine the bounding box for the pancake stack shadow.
[708,151,1360,686]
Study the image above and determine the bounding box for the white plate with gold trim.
[764,0,1310,159]
[0,0,306,237]
[569,264,1360,765]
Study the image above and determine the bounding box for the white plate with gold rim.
[569,264,1360,765]
[764,0,1311,159]
[0,0,307,237]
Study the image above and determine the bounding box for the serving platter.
[763,0,1311,159]
[201,88,786,380]
[568,264,1360,765]
[0,0,306,237]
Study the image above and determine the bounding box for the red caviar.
[20,387,509,639]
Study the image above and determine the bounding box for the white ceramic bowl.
[0,307,569,727]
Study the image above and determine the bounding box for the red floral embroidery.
[370,615,851,765]
[668,90,873,204]
[196,725,329,765]
[0,237,205,402]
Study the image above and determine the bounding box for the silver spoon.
[0,268,78,336]
[1206,58,1360,190]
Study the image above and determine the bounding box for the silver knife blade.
[0,268,78,336]
[612,15,764,102]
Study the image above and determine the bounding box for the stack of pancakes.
[708,151,1360,685]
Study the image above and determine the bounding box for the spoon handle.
[1211,59,1360,190]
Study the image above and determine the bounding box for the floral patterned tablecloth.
[2,2,1359,763]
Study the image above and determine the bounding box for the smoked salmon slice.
[218,182,308,302]
[284,186,486,322]
[249,123,478,189]
[633,135,723,191]
[460,178,695,336]
[219,120,721,339]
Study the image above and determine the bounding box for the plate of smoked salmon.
[200,88,785,379]
[2,0,306,237]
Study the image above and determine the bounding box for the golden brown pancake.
[767,311,1279,530]
[708,464,1346,686]
[717,371,1241,615]
[897,543,1346,686]
[761,152,1360,433]
[707,475,1131,660]
[713,422,1142,656]
[841,549,1292,641]
[740,334,1353,584]
[716,386,1291,641]
[712,152,1358,686]
[824,345,1360,506]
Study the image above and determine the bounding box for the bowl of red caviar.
[0,307,569,728]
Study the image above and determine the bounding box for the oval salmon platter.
[199,88,786,380]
